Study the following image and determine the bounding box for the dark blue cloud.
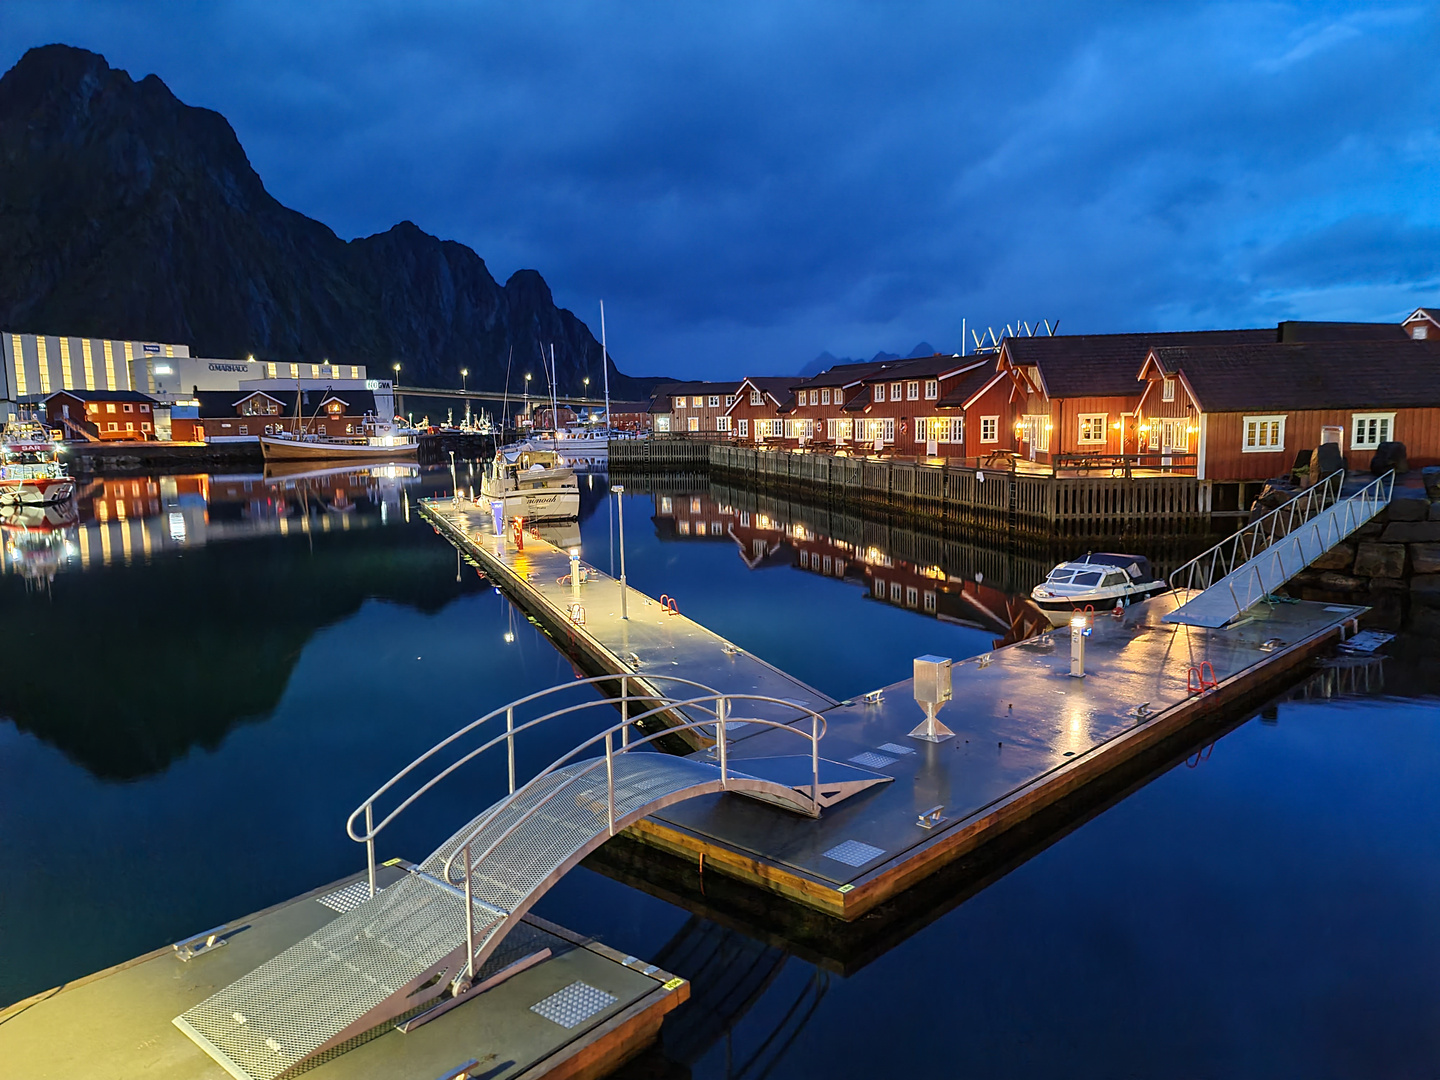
[2,1,1437,377]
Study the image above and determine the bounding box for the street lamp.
[611,484,628,619]
[461,368,469,392]
[524,372,532,427]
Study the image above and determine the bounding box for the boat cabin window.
[1102,571,1128,587]
[1046,567,1075,582]
[1071,571,1103,586]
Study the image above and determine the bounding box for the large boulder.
[1354,542,1408,578]
[1423,465,1440,500]
[1314,441,1345,478]
[1430,501,1440,521]
[1413,544,1440,575]
[1371,441,1409,476]
[1310,543,1356,571]
[1387,495,1430,522]
[1382,522,1440,543]
[1318,571,1366,592]
[1248,481,1298,522]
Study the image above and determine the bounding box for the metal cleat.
[173,924,229,962]
[916,805,947,829]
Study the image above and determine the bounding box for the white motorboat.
[1030,552,1168,626]
[480,447,580,521]
[513,428,638,470]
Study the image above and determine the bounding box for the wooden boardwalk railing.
[679,444,1214,536]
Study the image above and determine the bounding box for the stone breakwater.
[1288,468,1440,635]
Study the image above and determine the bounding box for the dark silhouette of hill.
[0,45,667,397]
[798,341,939,376]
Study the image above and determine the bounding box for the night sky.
[3,2,1437,379]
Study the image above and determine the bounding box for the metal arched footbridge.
[175,676,889,1080]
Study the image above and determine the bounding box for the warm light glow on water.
[2,468,1438,1075]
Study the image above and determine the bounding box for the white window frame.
[821,388,832,404]
[674,397,685,410]
[1242,414,1286,453]
[655,416,671,432]
[891,382,903,401]
[750,390,763,405]
[737,418,749,437]
[687,415,699,432]
[716,415,732,432]
[980,416,998,443]
[1351,412,1395,450]
[1077,413,1107,445]
[725,394,735,406]
[924,379,938,400]
[708,395,720,408]
[906,381,919,401]
[1162,378,1176,402]
[1413,325,1429,340]
[873,384,885,402]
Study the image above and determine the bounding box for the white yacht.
[1030,553,1168,626]
[480,447,580,521]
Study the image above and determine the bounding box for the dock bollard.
[568,548,582,597]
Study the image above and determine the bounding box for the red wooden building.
[45,389,159,441]
[1140,338,1440,479]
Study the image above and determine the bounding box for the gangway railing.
[1165,470,1394,627]
[346,673,729,895]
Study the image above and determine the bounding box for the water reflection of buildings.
[0,464,421,578]
[652,489,1055,646]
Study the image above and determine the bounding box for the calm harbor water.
[3,465,1439,1078]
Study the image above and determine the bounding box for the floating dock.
[0,862,687,1080]
[420,496,1366,921]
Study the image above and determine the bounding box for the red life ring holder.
[899,419,908,436]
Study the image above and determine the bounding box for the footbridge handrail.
[346,673,727,893]
[435,693,831,883]
[1169,469,1346,595]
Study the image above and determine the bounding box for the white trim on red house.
[959,370,1010,411]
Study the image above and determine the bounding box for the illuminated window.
[981,416,999,443]
[59,337,72,387]
[1078,414,1107,444]
[267,363,278,378]
[674,397,685,410]
[1351,413,1394,450]
[688,416,699,431]
[107,403,116,413]
[11,334,27,395]
[289,363,299,378]
[36,337,50,393]
[1243,415,1285,452]
[655,416,671,432]
[924,380,938,400]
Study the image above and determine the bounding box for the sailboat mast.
[550,343,559,442]
[600,300,611,431]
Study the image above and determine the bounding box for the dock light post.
[612,484,629,619]
[569,547,582,598]
[449,450,458,504]
[1070,613,1090,678]
[908,655,955,742]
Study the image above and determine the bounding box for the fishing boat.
[480,447,580,521]
[1030,552,1168,626]
[0,420,76,506]
[259,405,418,462]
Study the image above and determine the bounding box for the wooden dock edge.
[623,618,1347,922]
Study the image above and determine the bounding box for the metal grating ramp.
[176,752,835,1080]
[1166,474,1392,629]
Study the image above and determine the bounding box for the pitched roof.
[648,380,743,412]
[194,388,377,417]
[1149,340,1440,412]
[44,388,156,403]
[853,354,971,382]
[937,365,1007,409]
[1404,308,1440,325]
[1004,329,1274,398]
[734,376,803,413]
[793,362,891,390]
[1277,321,1408,342]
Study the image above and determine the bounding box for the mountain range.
[797,342,939,377]
[0,45,665,398]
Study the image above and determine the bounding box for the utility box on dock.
[909,655,956,743]
[1070,615,1089,678]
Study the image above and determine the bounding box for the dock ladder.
[1164,470,1394,629]
[174,675,888,1080]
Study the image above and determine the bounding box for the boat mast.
[600,300,611,432]
[549,343,560,443]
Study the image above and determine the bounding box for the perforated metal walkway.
[176,752,885,1080]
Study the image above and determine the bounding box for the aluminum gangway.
[1164,470,1395,629]
[175,676,888,1080]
